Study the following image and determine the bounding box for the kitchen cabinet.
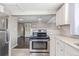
[70,3,79,35]
[56,4,70,26]
[56,39,65,56]
[55,37,79,56]
[65,44,79,56]
[56,3,79,35]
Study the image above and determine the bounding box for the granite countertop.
[55,35,79,50]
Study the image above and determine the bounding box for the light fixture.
[38,18,42,21]
[19,19,24,21]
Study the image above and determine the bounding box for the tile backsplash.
[59,25,71,36]
[59,25,79,39]
[31,20,61,39]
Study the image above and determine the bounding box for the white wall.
[8,16,18,49]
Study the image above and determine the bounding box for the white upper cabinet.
[56,4,70,26]
[70,3,79,35]
[56,3,79,35]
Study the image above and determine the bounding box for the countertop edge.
[55,35,79,50]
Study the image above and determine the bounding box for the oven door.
[30,39,49,52]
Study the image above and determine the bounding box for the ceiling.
[14,14,55,23]
[2,3,63,15]
[1,3,62,23]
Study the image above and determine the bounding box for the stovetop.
[29,36,50,39]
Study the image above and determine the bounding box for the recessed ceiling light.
[38,18,42,21]
[19,19,24,21]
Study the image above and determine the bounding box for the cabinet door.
[56,4,70,26]
[70,3,79,35]
[60,4,65,25]
[56,9,60,26]
[56,39,65,56]
[65,44,79,56]
[56,7,62,26]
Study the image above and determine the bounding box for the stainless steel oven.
[30,39,49,53]
[30,31,50,56]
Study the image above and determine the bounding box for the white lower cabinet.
[56,39,65,56]
[55,38,79,56]
[65,44,79,56]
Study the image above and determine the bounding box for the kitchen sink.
[74,43,79,46]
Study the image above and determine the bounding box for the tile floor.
[11,49,30,56]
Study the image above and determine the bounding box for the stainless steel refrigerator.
[0,18,8,56]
